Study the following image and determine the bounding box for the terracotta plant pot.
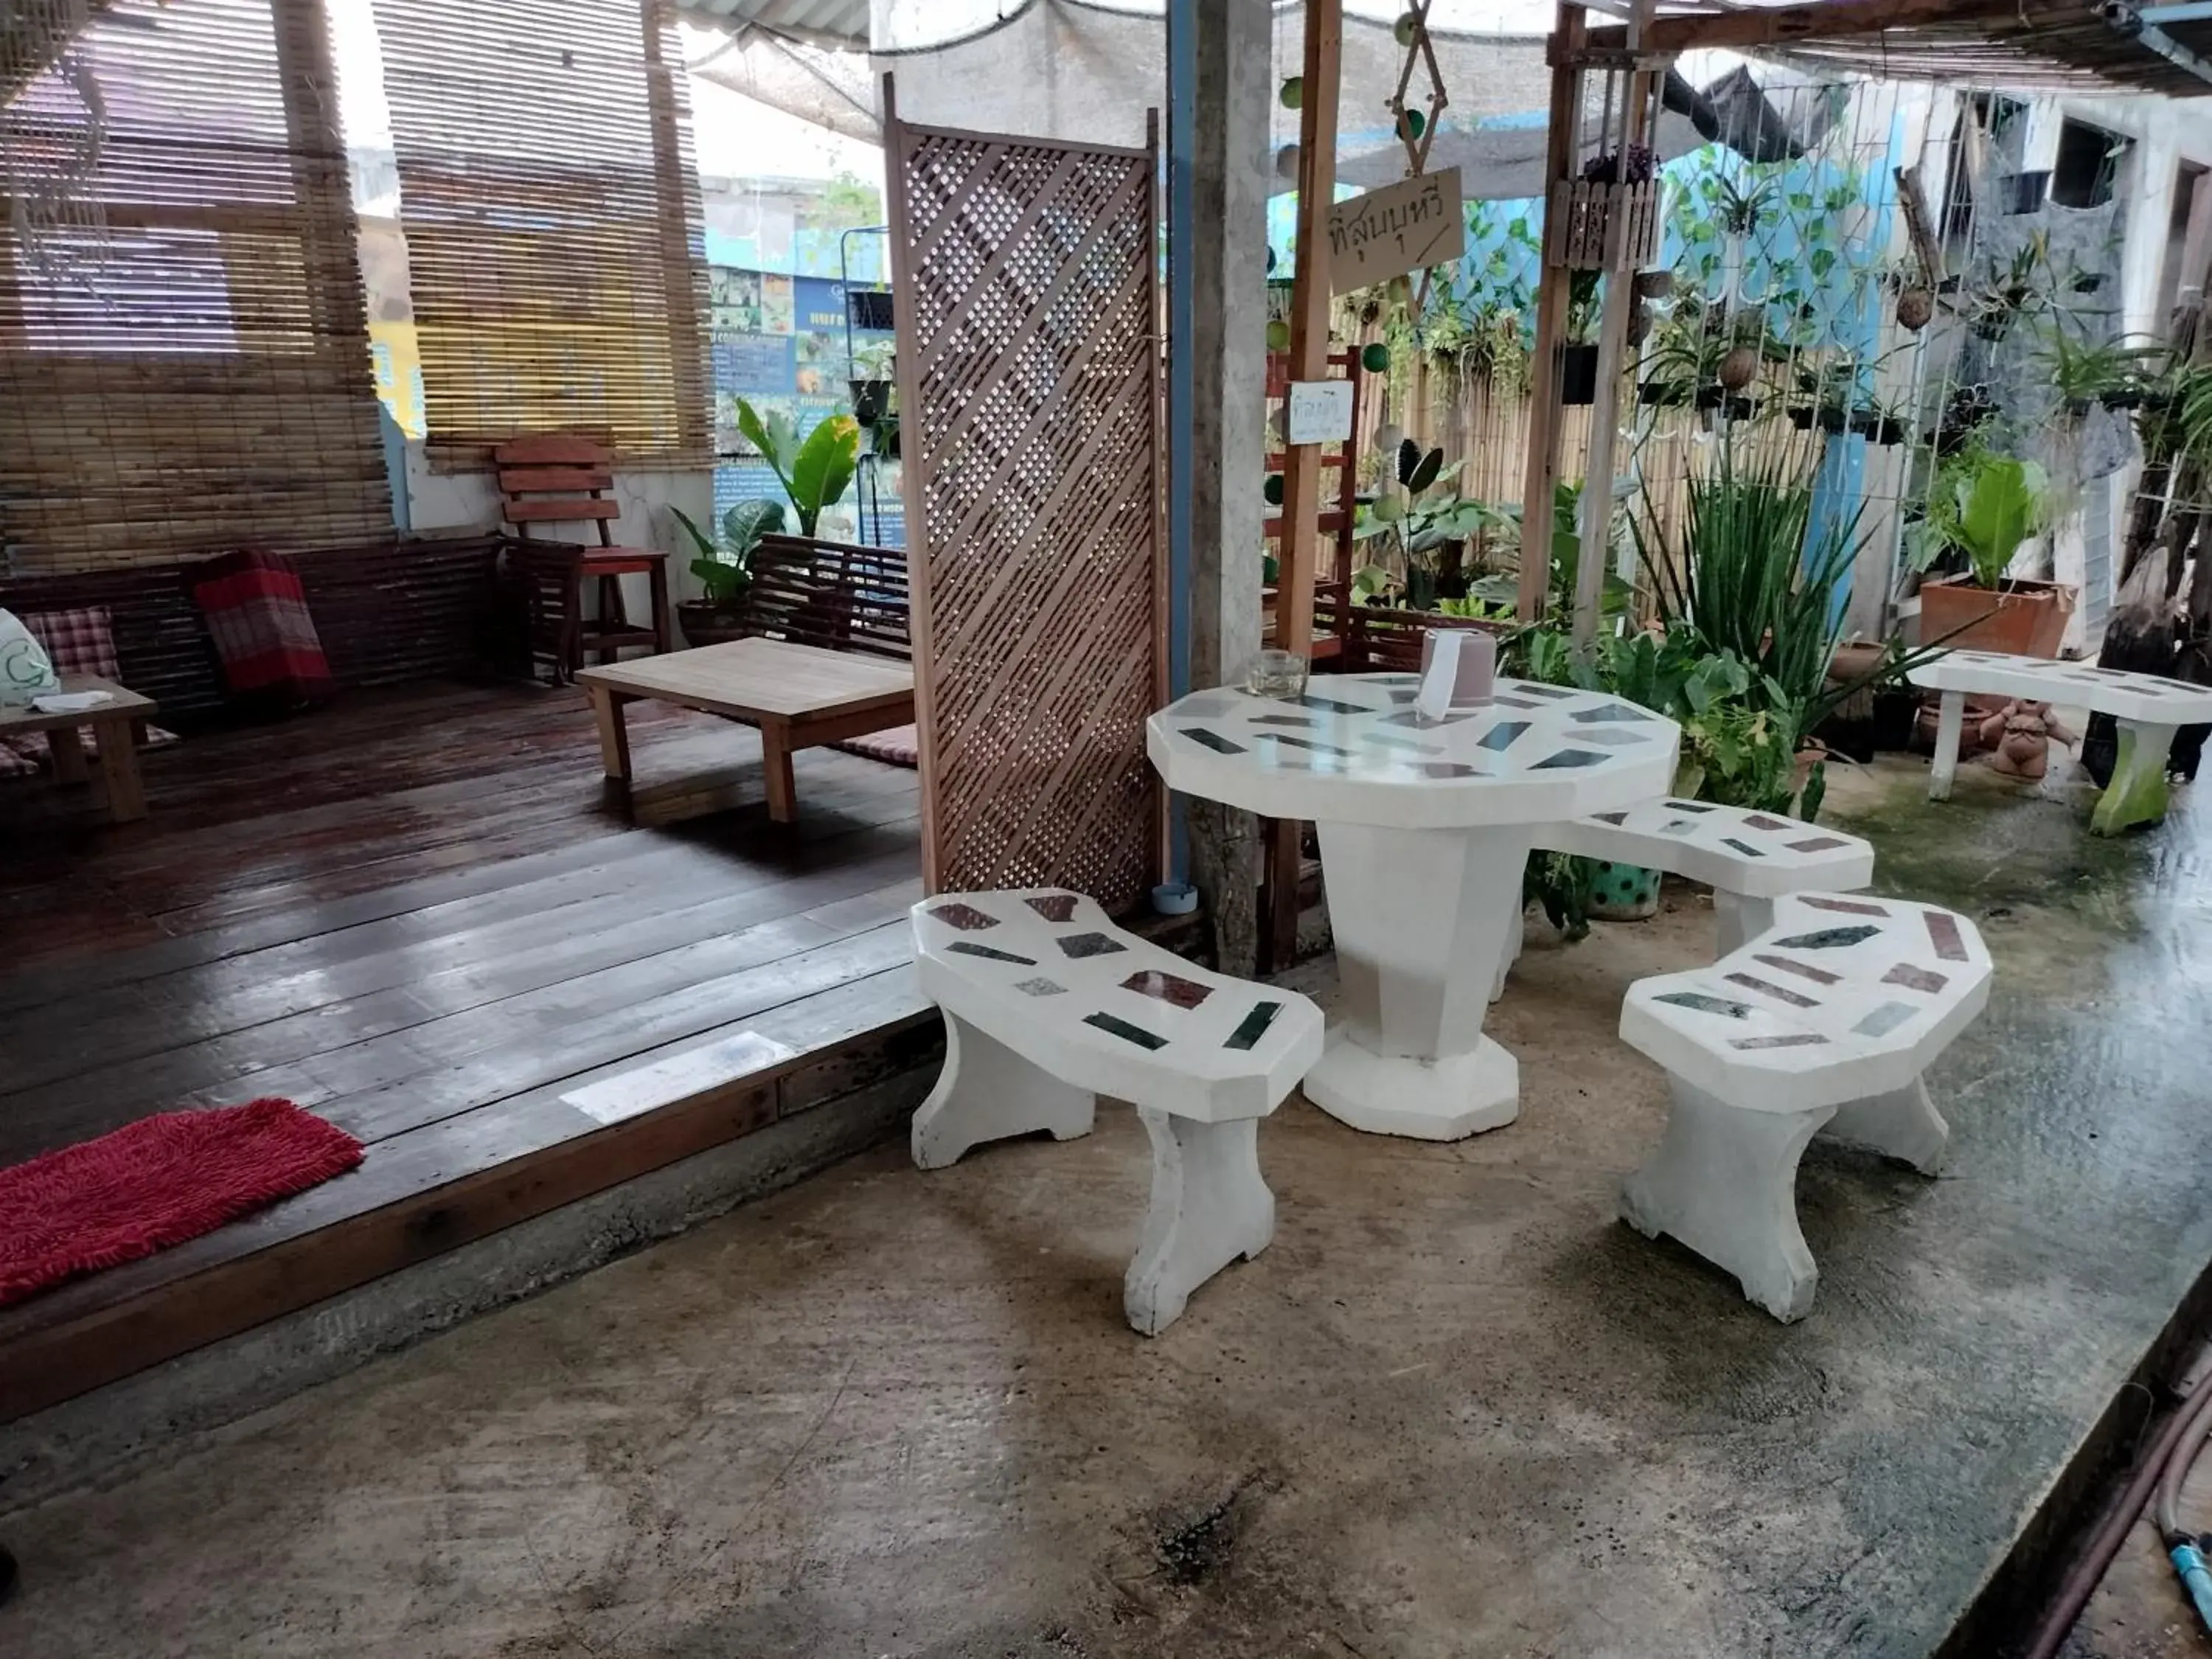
[1917,574,2076,658]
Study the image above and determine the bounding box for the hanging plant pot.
[1848,408,1882,439]
[1874,416,1909,447]
[2063,396,2095,418]
[2103,387,2143,411]
[1970,313,2015,344]
[1818,406,1851,435]
[1632,269,1675,300]
[1787,405,1816,431]
[1694,383,1727,412]
[1638,379,1688,408]
[1896,286,1934,331]
[1718,345,1760,392]
[1560,343,1600,406]
[849,379,892,425]
[1723,394,1761,424]
[2073,271,2107,293]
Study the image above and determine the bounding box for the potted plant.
[1351,437,1503,613]
[849,338,896,428]
[669,499,781,647]
[1908,450,2071,656]
[2039,327,2163,417]
[1561,269,1601,405]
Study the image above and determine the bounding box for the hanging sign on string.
[1326,166,1464,296]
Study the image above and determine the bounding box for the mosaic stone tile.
[1024,894,1079,922]
[1802,895,1888,917]
[1666,800,1716,813]
[1251,714,1320,727]
[1364,732,1441,754]
[1420,762,1484,779]
[1721,838,1767,858]
[1854,1002,1918,1037]
[1477,721,1531,751]
[1058,931,1128,959]
[1085,1011,1167,1050]
[1742,814,1792,831]
[1513,683,1574,699]
[1571,728,1647,747]
[947,942,1037,965]
[1753,953,1840,985]
[1265,734,1354,756]
[1382,709,1481,729]
[1385,689,1419,703]
[1731,1034,1829,1051]
[1491,695,1540,709]
[928,902,999,931]
[1925,911,1969,961]
[1770,925,1880,950]
[1882,962,1949,994]
[1658,818,1697,836]
[1121,969,1213,1009]
[1725,971,1817,1009]
[1180,727,1246,755]
[1295,693,1367,714]
[1787,836,1849,853]
[1569,702,1652,724]
[1592,810,1629,825]
[1014,976,1068,997]
[1530,748,1608,770]
[1225,1001,1283,1051]
[1370,675,1418,685]
[1655,990,1751,1018]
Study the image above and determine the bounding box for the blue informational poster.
[709,264,902,548]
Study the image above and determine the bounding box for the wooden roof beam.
[1572,0,2051,57]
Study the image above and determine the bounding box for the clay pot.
[1718,345,1759,392]
[1918,574,2076,658]
[1897,287,1934,331]
[676,602,750,649]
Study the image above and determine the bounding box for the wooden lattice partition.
[884,86,1166,914]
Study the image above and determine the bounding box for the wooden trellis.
[883,82,1166,914]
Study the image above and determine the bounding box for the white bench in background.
[910,888,1325,1335]
[1496,799,1877,998]
[1907,650,2212,834]
[1615,891,1991,1321]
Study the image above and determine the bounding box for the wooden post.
[1275,0,1341,656]
[1571,15,1656,653]
[1517,4,1585,622]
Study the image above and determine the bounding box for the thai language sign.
[1327,168,1465,294]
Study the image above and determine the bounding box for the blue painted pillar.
[1165,0,1197,883]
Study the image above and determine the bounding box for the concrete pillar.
[1172,0,1271,976]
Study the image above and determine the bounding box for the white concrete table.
[1907,650,2212,834]
[1148,673,1680,1141]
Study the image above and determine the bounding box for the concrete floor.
[7,756,2212,1658]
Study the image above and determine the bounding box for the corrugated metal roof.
[677,0,869,52]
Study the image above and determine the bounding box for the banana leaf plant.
[671,499,782,608]
[735,395,859,538]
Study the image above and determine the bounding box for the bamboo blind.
[886,105,1166,914]
[369,0,710,470]
[0,0,392,577]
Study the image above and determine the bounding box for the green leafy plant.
[670,499,782,607]
[2037,327,2162,415]
[734,396,859,538]
[1352,437,1508,608]
[1907,450,2049,589]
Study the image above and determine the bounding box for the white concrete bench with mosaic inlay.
[1490,800,1877,1001]
[1615,891,1991,1323]
[1907,649,2212,834]
[909,888,1325,1335]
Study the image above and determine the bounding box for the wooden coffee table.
[0,674,158,823]
[576,639,915,823]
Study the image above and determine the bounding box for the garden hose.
[2156,1385,2212,1641]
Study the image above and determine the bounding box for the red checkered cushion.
[23,607,121,680]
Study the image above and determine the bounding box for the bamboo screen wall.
[369,0,711,469]
[885,99,1165,914]
[0,0,391,577]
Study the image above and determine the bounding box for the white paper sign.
[1327,168,1466,296]
[1285,379,1355,445]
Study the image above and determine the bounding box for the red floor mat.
[0,1099,364,1307]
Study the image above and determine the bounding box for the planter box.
[676,603,749,649]
[1561,344,1600,406]
[1919,574,2075,658]
[1545,178,1662,271]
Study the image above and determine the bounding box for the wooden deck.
[0,679,931,1422]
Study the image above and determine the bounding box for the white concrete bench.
[909,888,1325,1335]
[1907,649,2212,834]
[1615,891,1991,1321]
[1495,799,1877,999]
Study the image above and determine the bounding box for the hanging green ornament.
[1266,245,1277,274]
[1394,10,1422,46]
[1280,77,1303,110]
[1360,342,1391,375]
[1398,107,1426,142]
[1264,473,1285,507]
[1265,318,1292,352]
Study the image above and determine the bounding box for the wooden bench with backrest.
[728,532,911,662]
[496,435,671,684]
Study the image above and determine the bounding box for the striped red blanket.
[192,550,332,708]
